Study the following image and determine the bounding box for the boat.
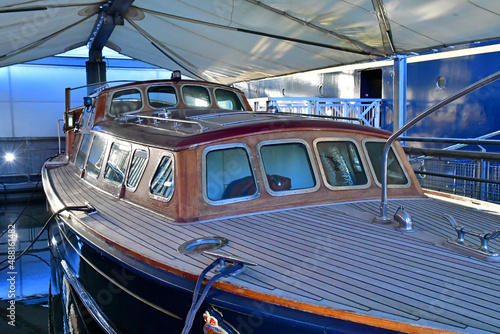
[43,71,500,334]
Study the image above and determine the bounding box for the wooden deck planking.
[347,199,500,263]
[198,213,500,328]
[47,165,500,333]
[234,209,500,310]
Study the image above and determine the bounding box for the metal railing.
[0,138,61,189]
[248,97,382,128]
[403,142,500,203]
[378,70,500,221]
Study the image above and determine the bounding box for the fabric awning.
[1,0,500,84]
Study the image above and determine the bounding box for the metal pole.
[378,69,500,222]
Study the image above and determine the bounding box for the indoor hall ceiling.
[1,0,500,84]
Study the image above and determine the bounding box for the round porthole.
[436,76,446,90]
[319,85,324,96]
[178,236,229,254]
[282,88,286,96]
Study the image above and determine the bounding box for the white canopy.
[1,0,500,84]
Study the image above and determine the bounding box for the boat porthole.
[436,76,446,90]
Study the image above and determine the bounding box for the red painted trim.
[94,117,392,151]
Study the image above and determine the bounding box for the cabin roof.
[93,111,392,150]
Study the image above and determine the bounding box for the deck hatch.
[178,236,229,254]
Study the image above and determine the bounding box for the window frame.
[75,133,91,169]
[181,84,212,108]
[149,152,176,203]
[108,88,143,116]
[125,146,149,192]
[313,138,371,190]
[103,140,132,187]
[202,143,260,205]
[146,84,178,109]
[214,88,245,111]
[256,138,320,196]
[85,134,108,180]
[362,138,411,189]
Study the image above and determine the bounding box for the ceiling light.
[5,153,15,162]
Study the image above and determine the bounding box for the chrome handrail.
[378,70,500,222]
[116,114,208,132]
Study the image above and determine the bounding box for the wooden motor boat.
[43,73,500,334]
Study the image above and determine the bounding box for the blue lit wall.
[0,55,172,138]
[405,53,500,142]
[0,55,172,183]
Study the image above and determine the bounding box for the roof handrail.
[67,80,139,92]
[115,114,208,132]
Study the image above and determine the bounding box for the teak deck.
[44,163,500,333]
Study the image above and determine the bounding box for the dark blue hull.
[48,216,402,334]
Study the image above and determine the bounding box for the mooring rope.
[181,258,244,334]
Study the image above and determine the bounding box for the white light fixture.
[5,153,15,162]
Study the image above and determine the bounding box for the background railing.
[248,97,382,128]
[0,138,61,191]
[402,135,500,203]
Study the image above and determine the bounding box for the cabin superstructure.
[62,79,424,223]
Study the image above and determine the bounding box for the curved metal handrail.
[116,114,208,132]
[378,69,500,221]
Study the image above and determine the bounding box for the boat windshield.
[147,85,177,108]
[215,89,245,110]
[109,88,143,116]
[182,85,211,108]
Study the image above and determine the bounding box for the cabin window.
[109,89,142,116]
[88,104,96,127]
[203,145,258,204]
[126,149,148,189]
[85,135,107,177]
[315,140,369,189]
[364,141,409,186]
[82,105,91,128]
[215,89,245,110]
[147,86,177,108]
[70,133,81,164]
[104,142,131,185]
[182,85,211,108]
[258,140,318,195]
[75,134,91,169]
[150,155,175,200]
